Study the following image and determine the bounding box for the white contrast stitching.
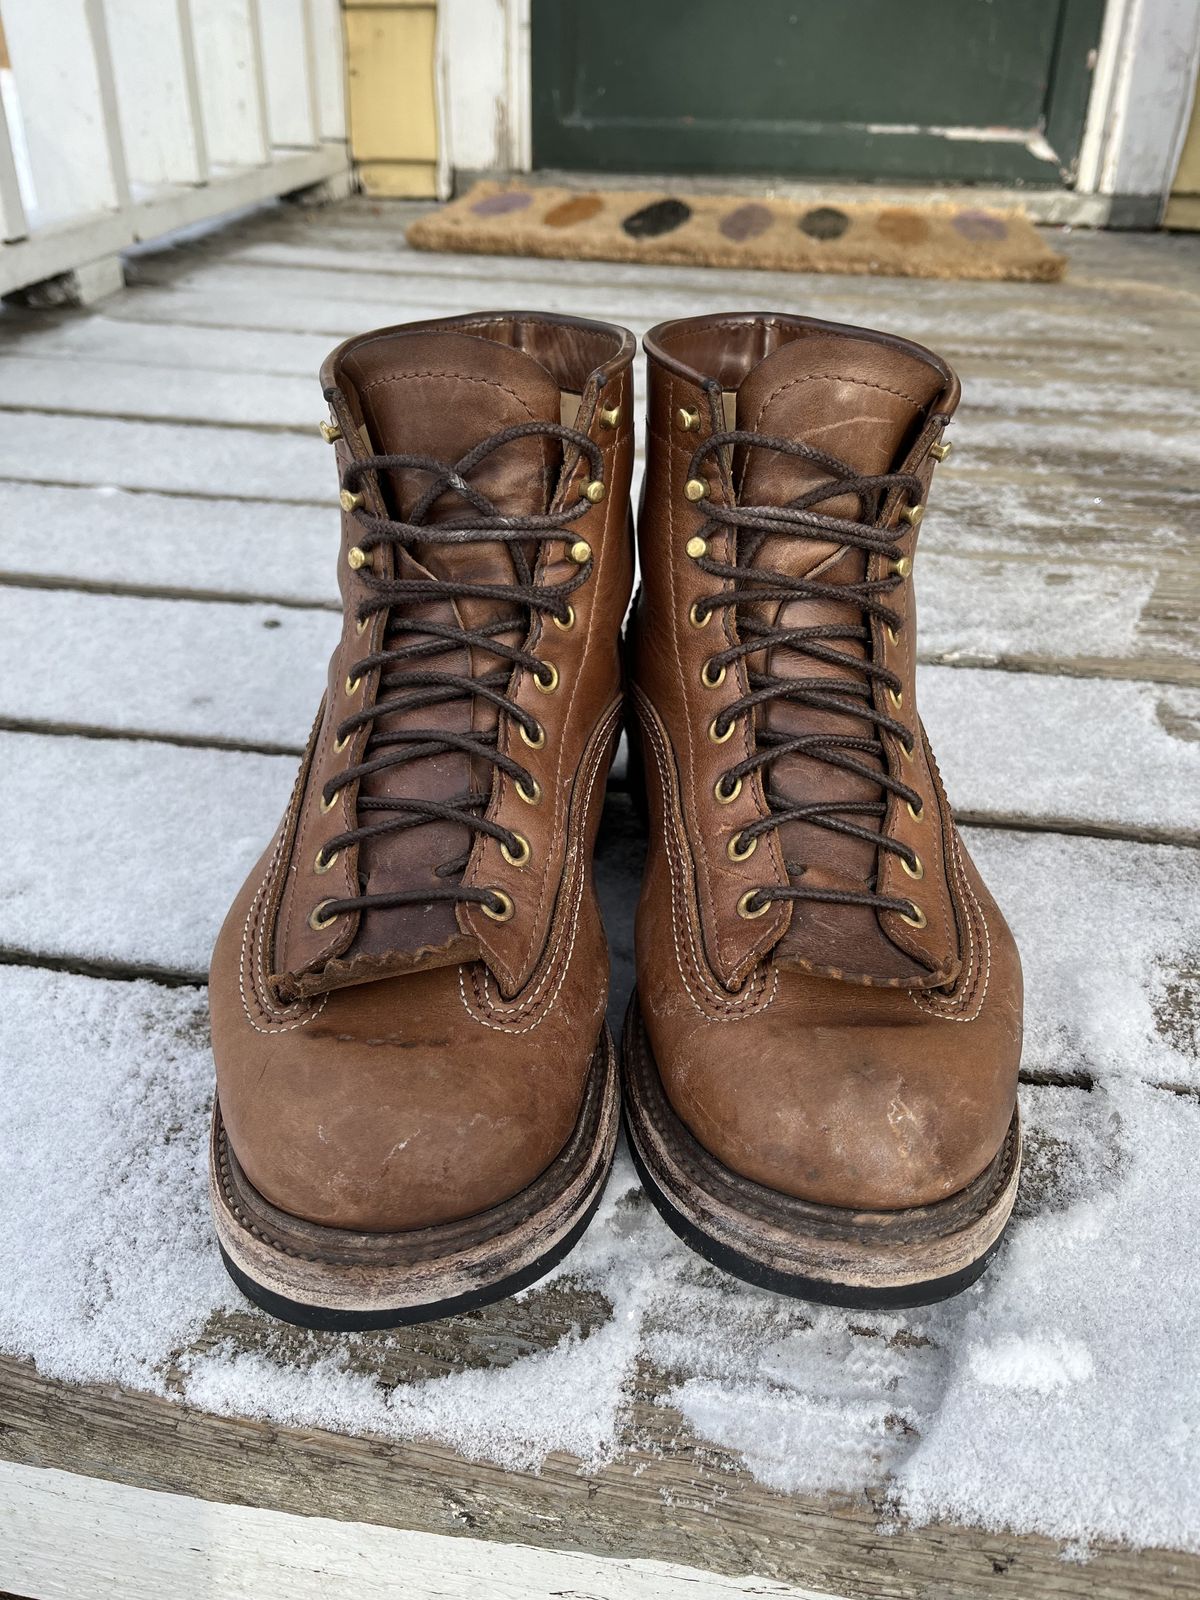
[635,686,778,1023]
[909,823,992,1024]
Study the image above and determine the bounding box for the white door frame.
[435,0,1199,221]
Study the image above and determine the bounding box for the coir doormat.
[407,182,1066,284]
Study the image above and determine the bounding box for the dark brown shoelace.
[687,428,930,922]
[314,421,602,924]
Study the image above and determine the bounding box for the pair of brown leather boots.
[208,310,1022,1330]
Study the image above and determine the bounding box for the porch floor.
[1,198,1199,1600]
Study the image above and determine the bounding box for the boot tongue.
[731,333,943,980]
[734,331,940,547]
[333,332,565,974]
[346,330,563,597]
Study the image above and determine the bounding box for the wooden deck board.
[1,201,1198,1598]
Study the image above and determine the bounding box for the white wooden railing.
[0,0,351,303]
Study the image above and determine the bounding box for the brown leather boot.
[624,313,1022,1307]
[209,312,635,1327]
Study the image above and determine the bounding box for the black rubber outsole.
[219,1177,608,1331]
[624,1113,1007,1312]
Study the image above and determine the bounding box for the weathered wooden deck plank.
[2,1350,1193,1600]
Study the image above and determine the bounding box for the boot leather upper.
[209,312,635,1232]
[630,313,1022,1212]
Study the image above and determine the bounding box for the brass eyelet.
[930,440,952,462]
[688,600,711,628]
[516,776,542,806]
[727,831,757,862]
[345,674,362,695]
[320,790,337,814]
[891,556,913,578]
[519,721,545,750]
[500,833,531,868]
[583,479,606,504]
[568,539,592,565]
[599,404,621,429]
[482,889,515,923]
[701,659,727,689]
[534,662,559,694]
[308,899,339,930]
[907,800,924,822]
[901,503,924,528]
[901,852,924,881]
[333,730,350,753]
[686,536,708,560]
[715,774,741,804]
[737,889,770,920]
[888,687,903,710]
[553,605,575,631]
[355,616,370,637]
[314,848,338,875]
[685,478,708,502]
[899,902,927,929]
[708,715,736,745]
[347,546,370,571]
[340,488,364,513]
[676,406,700,432]
[899,737,915,763]
[886,624,900,644]
[320,420,342,444]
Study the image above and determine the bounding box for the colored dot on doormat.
[471,191,533,217]
[876,208,931,245]
[798,206,850,241]
[544,195,604,228]
[953,209,1008,241]
[622,198,692,239]
[718,203,774,242]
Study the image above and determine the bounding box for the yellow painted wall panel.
[344,6,438,166]
[1170,85,1200,197]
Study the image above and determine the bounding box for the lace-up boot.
[209,312,635,1327]
[624,313,1022,1307]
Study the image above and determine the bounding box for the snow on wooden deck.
[1,199,1198,1600]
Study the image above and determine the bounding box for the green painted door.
[531,0,1105,186]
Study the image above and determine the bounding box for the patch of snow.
[966,1331,1095,1393]
[0,732,295,974]
[921,669,1200,836]
[0,355,314,429]
[0,483,338,603]
[0,587,337,746]
[0,413,330,502]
